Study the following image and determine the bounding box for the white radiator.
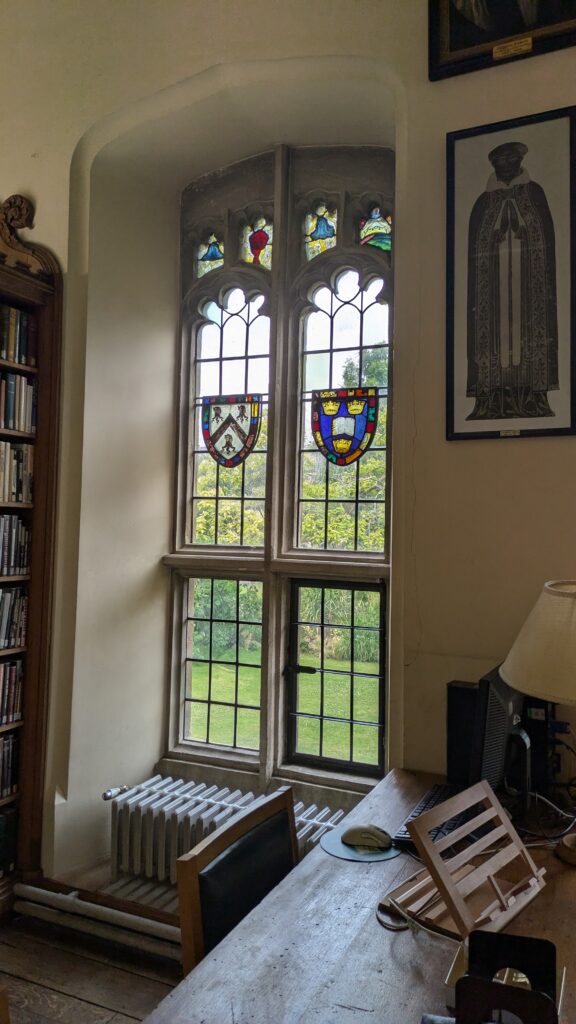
[107,775,345,889]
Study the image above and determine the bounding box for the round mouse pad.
[320,825,402,862]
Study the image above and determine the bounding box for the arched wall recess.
[45,55,406,877]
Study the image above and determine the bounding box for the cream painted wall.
[1,0,574,873]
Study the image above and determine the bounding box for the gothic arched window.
[166,147,393,778]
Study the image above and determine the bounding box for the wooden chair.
[455,975,558,1024]
[0,985,10,1024]
[177,787,298,975]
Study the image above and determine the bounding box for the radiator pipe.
[13,900,182,961]
[13,884,181,944]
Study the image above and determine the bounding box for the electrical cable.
[529,791,576,819]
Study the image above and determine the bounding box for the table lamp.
[499,579,576,705]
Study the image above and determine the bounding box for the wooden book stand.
[386,781,545,939]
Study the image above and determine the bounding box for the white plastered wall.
[0,0,573,875]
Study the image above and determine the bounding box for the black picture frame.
[430,1,576,80]
[446,106,576,441]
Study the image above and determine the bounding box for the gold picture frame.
[430,0,576,80]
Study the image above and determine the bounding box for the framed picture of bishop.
[447,107,576,439]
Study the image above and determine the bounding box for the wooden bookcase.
[0,195,61,912]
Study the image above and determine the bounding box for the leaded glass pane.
[197,234,224,277]
[183,578,263,750]
[240,219,273,270]
[304,205,337,261]
[298,270,388,553]
[359,207,392,252]
[288,582,384,773]
[190,288,269,547]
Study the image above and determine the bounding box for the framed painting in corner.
[430,1,576,80]
[446,106,576,440]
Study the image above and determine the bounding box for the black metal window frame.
[285,578,386,777]
[183,576,263,751]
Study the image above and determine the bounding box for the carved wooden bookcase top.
[0,194,60,280]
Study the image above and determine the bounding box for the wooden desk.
[144,770,575,1024]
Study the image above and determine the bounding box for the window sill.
[275,762,377,796]
[164,743,260,774]
[160,746,377,796]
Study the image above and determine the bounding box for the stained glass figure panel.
[184,577,263,750]
[359,207,392,252]
[287,581,384,774]
[190,288,269,546]
[304,205,337,261]
[197,234,224,277]
[240,220,273,270]
[298,270,388,553]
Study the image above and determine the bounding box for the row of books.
[0,588,27,650]
[0,734,18,798]
[0,807,17,877]
[0,515,31,576]
[0,660,22,725]
[0,443,33,503]
[0,373,36,434]
[0,306,37,367]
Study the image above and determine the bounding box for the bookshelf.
[0,196,61,912]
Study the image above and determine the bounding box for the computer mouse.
[341,824,392,850]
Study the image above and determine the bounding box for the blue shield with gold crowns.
[311,388,378,465]
[202,394,262,467]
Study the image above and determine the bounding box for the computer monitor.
[447,668,530,804]
[469,667,527,792]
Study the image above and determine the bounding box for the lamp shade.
[499,580,576,705]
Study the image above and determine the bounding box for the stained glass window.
[240,220,273,270]
[190,288,269,545]
[184,577,262,750]
[178,147,392,770]
[197,233,224,277]
[359,207,392,252]
[286,581,384,773]
[298,270,388,552]
[304,204,337,261]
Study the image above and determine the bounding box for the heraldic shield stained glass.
[202,395,262,467]
[304,204,337,261]
[299,270,388,552]
[311,388,378,466]
[197,233,224,277]
[191,288,269,546]
[359,207,392,252]
[240,219,273,270]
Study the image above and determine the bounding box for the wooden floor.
[0,915,179,1023]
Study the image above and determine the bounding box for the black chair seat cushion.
[199,809,294,954]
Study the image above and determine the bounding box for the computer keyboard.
[393,782,460,849]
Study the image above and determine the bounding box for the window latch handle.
[283,663,317,676]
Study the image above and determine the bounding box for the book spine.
[0,308,9,361]
[27,316,37,367]
[5,375,15,431]
[18,311,28,365]
[7,309,17,364]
